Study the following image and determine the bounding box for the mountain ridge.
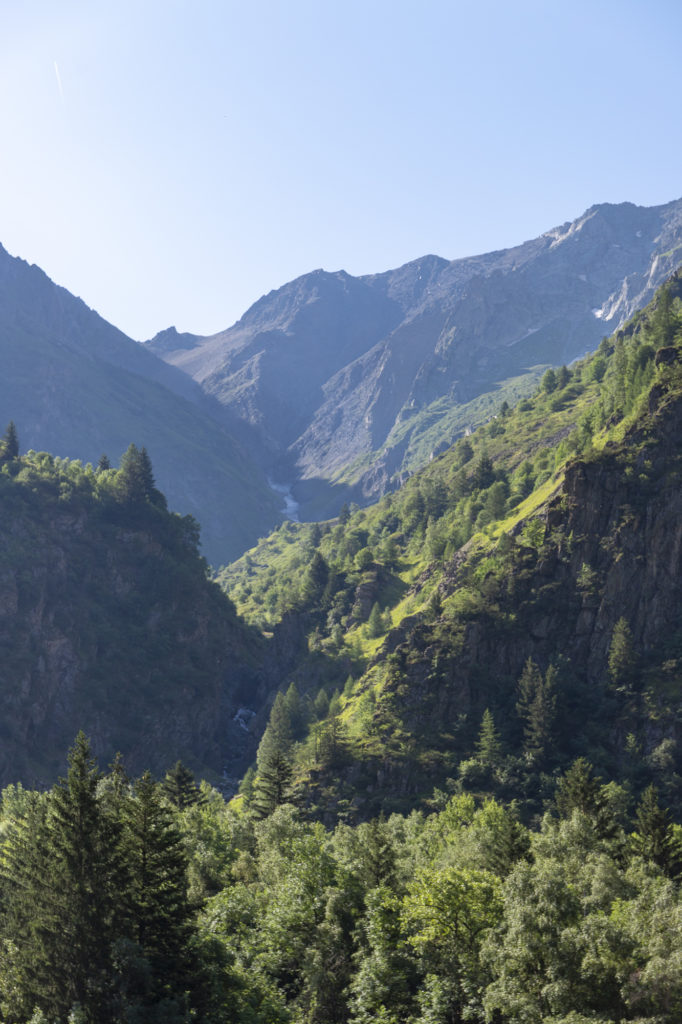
[0,243,281,563]
[148,197,682,520]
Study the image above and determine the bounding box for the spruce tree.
[476,709,503,768]
[0,793,55,1023]
[608,617,636,689]
[123,772,197,1014]
[368,601,383,638]
[554,757,618,842]
[251,750,294,819]
[634,785,681,877]
[162,760,204,810]
[1,420,19,461]
[516,659,556,764]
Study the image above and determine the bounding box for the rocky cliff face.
[0,470,274,786]
[148,198,682,520]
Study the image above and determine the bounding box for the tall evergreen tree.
[2,734,126,1023]
[0,793,55,1023]
[1,420,18,461]
[123,772,197,1015]
[251,750,295,819]
[476,709,503,768]
[516,659,556,764]
[608,617,636,689]
[162,761,204,811]
[47,733,125,1022]
[634,785,681,877]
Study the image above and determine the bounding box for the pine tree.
[162,760,204,810]
[554,757,618,842]
[541,368,557,393]
[555,757,601,819]
[1,420,19,461]
[284,681,308,741]
[608,617,636,689]
[123,772,196,1013]
[303,550,330,603]
[117,443,165,506]
[633,785,681,877]
[49,733,126,1021]
[0,793,55,1023]
[368,601,383,638]
[251,750,294,819]
[516,659,556,764]
[476,709,503,768]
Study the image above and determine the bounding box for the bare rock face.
[148,198,682,520]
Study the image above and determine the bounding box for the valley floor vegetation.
[1,733,681,1023]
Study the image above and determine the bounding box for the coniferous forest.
[3,276,682,1021]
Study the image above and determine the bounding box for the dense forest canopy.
[1,733,681,1023]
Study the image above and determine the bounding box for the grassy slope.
[217,272,682,818]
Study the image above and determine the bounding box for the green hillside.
[219,271,682,821]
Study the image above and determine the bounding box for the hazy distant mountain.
[0,244,280,563]
[148,199,682,519]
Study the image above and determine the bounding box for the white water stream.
[268,478,300,522]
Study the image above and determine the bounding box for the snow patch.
[592,308,605,319]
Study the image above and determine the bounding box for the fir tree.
[43,734,124,1021]
[123,772,197,1013]
[1,420,19,461]
[608,617,636,689]
[554,757,618,842]
[633,785,681,877]
[476,709,503,768]
[516,659,556,764]
[251,750,294,819]
[367,601,383,638]
[162,761,204,810]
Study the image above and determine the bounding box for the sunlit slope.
[220,272,682,817]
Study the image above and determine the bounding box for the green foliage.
[161,761,204,810]
[608,616,637,688]
[516,659,557,765]
[1,420,19,461]
[475,709,503,768]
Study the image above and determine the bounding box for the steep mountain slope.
[0,244,280,563]
[150,198,682,519]
[0,448,277,786]
[220,273,682,820]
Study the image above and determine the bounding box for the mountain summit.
[148,198,682,519]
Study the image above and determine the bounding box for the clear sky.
[1,0,681,341]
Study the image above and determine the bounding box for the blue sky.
[1,0,681,340]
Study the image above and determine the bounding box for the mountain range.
[148,198,682,520]
[3,197,682,566]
